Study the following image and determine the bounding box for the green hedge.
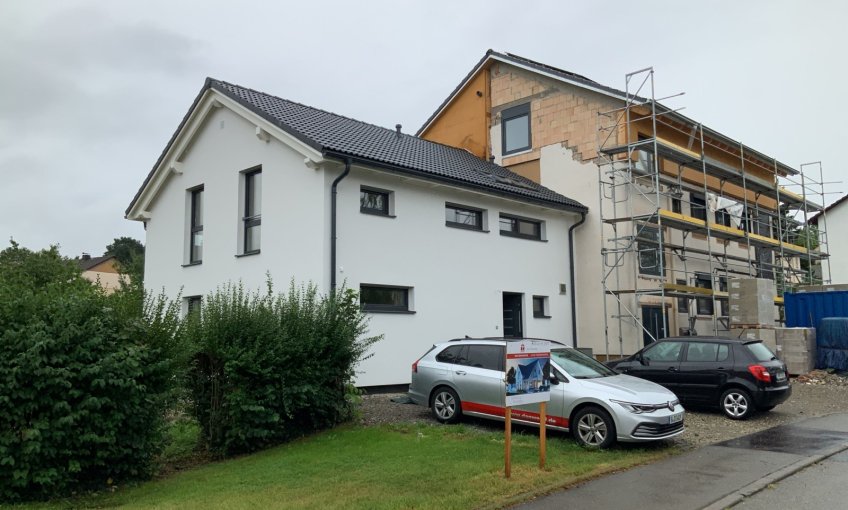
[0,243,184,501]
[186,281,380,455]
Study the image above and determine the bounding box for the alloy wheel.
[723,392,749,418]
[434,391,456,420]
[577,412,608,446]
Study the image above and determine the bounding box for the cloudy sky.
[1,0,845,257]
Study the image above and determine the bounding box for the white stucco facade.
[821,199,848,284]
[136,94,581,387]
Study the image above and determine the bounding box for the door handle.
[667,367,677,372]
[455,370,466,376]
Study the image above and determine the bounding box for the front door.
[641,305,668,346]
[503,293,523,338]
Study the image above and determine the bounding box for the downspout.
[330,158,352,291]
[568,211,588,348]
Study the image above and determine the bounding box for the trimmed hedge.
[186,281,380,455]
[0,243,184,501]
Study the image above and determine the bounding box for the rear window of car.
[436,345,464,364]
[745,341,776,362]
[463,345,504,371]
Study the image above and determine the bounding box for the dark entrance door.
[641,305,667,346]
[503,293,523,338]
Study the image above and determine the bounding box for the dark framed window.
[695,272,713,315]
[718,277,728,317]
[360,284,410,313]
[186,296,202,316]
[243,169,261,253]
[671,198,682,214]
[189,187,204,263]
[502,103,531,155]
[715,208,732,227]
[676,279,689,313]
[637,225,663,276]
[461,345,505,371]
[445,203,484,231]
[499,214,542,240]
[436,345,465,364]
[690,194,707,221]
[360,187,390,216]
[643,341,684,362]
[533,296,550,318]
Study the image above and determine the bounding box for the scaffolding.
[595,68,830,359]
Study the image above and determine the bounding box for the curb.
[702,441,848,510]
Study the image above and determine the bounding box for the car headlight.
[611,399,678,414]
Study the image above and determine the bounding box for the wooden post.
[505,407,512,478]
[539,402,547,469]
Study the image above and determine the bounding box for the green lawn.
[16,422,673,509]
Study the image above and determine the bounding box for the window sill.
[446,222,488,233]
[499,231,547,242]
[534,314,552,319]
[360,208,396,218]
[182,261,202,267]
[503,147,533,158]
[362,309,417,315]
[236,250,261,258]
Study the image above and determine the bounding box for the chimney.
[81,252,91,261]
[395,124,402,139]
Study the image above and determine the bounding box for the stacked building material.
[775,327,817,375]
[728,278,775,327]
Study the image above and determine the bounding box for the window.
[462,345,505,371]
[695,273,713,315]
[243,169,261,253]
[186,296,202,316]
[715,208,732,227]
[671,198,682,214]
[499,214,542,240]
[643,341,684,362]
[684,342,730,363]
[690,194,707,221]
[360,284,411,313]
[533,296,550,318]
[502,103,531,155]
[445,203,484,231]
[436,345,464,364]
[638,225,663,276]
[360,187,391,216]
[676,279,689,313]
[189,187,204,264]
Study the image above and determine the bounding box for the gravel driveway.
[358,371,848,450]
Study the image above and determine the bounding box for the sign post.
[505,339,551,477]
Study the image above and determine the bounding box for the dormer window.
[502,103,531,155]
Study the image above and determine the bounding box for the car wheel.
[431,387,462,424]
[572,406,616,449]
[720,388,753,420]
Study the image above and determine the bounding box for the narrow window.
[690,194,707,222]
[502,103,531,155]
[671,197,682,214]
[715,208,732,227]
[244,169,261,253]
[445,203,484,231]
[533,296,550,318]
[360,187,391,216]
[676,279,689,313]
[360,284,411,313]
[189,187,204,264]
[186,295,202,316]
[695,273,713,315]
[499,214,543,240]
[638,225,663,276]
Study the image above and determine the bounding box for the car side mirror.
[640,355,650,366]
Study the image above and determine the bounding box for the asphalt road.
[731,450,848,508]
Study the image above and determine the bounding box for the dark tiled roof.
[77,255,114,271]
[208,79,586,212]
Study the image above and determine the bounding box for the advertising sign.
[505,340,551,407]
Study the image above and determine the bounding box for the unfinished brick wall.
[490,62,621,165]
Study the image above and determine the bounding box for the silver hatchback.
[409,338,684,448]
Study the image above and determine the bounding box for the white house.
[126,78,587,387]
[813,195,847,284]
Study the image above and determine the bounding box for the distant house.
[77,253,126,293]
[811,195,848,284]
[125,78,588,387]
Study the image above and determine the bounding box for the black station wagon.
[606,336,791,420]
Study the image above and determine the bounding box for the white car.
[408,338,684,448]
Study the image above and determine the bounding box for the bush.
[0,243,184,501]
[186,280,380,455]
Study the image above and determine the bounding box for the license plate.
[776,371,786,382]
[668,412,683,424]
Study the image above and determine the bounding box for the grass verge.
[16,422,674,509]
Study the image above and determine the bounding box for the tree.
[105,237,145,280]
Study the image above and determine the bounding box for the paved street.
[514,413,848,510]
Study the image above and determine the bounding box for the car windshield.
[551,348,617,379]
[745,341,777,362]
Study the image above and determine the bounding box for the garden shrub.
[0,243,184,501]
[186,280,380,455]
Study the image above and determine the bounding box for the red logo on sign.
[520,344,525,352]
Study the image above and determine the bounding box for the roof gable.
[127,79,587,218]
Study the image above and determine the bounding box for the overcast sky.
[1,0,845,258]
